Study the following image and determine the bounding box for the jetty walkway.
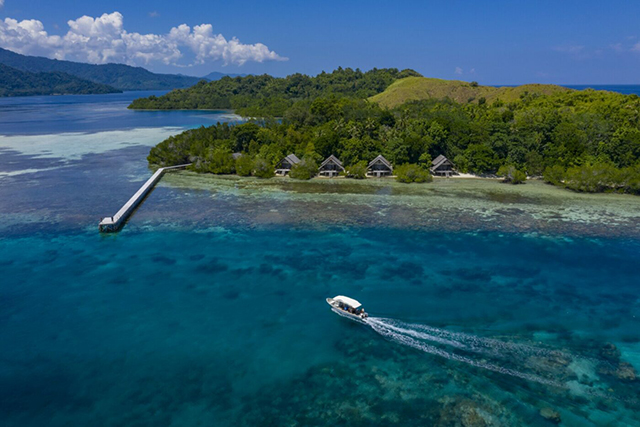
[99,164,190,233]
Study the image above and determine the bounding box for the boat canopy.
[333,295,362,309]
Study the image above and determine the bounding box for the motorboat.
[326,295,368,321]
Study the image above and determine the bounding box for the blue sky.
[1,0,639,84]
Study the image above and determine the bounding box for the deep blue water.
[0,91,239,135]
[0,92,639,426]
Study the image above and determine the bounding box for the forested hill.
[128,68,423,114]
[369,76,570,108]
[203,71,248,81]
[0,63,120,97]
[0,48,202,91]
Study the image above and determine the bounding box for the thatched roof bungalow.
[367,155,393,177]
[275,154,301,176]
[318,155,345,177]
[431,155,455,177]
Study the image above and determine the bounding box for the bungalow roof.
[284,154,301,165]
[431,155,453,170]
[368,155,393,170]
[319,154,344,170]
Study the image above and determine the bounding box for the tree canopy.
[130,67,422,116]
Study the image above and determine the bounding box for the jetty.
[99,164,190,233]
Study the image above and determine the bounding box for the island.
[131,67,640,194]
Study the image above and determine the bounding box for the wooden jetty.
[99,164,190,233]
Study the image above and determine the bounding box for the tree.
[395,164,433,183]
[310,97,341,123]
[289,157,318,180]
[464,144,498,174]
[543,165,565,186]
[346,161,368,179]
[427,121,448,155]
[497,165,526,184]
[525,151,544,176]
[604,128,640,168]
[235,154,254,176]
[339,136,380,166]
[552,121,587,165]
[418,152,432,169]
[453,154,470,173]
[303,142,323,163]
[563,163,613,193]
[199,147,235,174]
[232,123,261,152]
[253,158,274,178]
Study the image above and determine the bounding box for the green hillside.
[0,48,202,91]
[369,76,570,108]
[0,63,120,97]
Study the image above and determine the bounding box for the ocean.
[0,90,639,426]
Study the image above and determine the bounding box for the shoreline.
[149,172,640,239]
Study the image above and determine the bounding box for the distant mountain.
[202,71,248,81]
[369,76,570,108]
[0,48,202,91]
[0,63,120,97]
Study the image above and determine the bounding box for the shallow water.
[1,93,639,426]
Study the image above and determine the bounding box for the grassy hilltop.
[369,76,570,108]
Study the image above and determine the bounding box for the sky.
[1,0,639,84]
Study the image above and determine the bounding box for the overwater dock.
[99,164,190,232]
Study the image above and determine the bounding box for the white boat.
[326,295,368,321]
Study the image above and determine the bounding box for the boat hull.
[326,297,368,323]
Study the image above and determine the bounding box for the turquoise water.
[1,93,640,426]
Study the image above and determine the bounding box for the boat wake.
[364,317,569,388]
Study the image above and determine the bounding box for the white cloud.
[0,11,287,67]
[632,42,640,52]
[0,0,4,8]
[454,67,463,75]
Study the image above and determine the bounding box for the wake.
[369,318,572,361]
[365,317,569,389]
[360,317,635,405]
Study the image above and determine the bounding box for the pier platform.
[99,164,190,233]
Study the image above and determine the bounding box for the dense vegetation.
[203,71,248,81]
[145,68,640,194]
[0,47,201,91]
[394,164,433,183]
[497,165,527,185]
[130,67,422,115]
[0,63,120,97]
